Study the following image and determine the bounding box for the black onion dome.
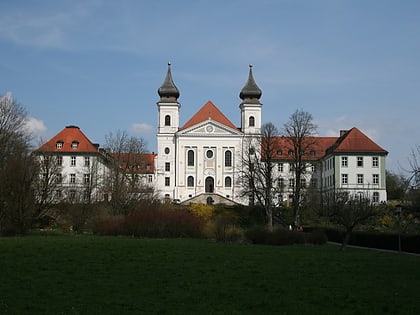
[158,62,180,101]
[239,64,262,102]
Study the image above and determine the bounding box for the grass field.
[0,235,419,315]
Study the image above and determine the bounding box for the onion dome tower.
[157,62,180,133]
[239,64,262,133]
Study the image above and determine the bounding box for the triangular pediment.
[180,101,238,131]
[178,119,242,136]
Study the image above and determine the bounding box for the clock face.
[206,125,214,133]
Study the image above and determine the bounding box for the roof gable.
[180,101,237,130]
[332,128,388,154]
[36,126,99,153]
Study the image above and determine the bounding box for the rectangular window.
[300,178,306,188]
[165,177,170,186]
[373,174,379,184]
[84,157,90,167]
[277,163,284,172]
[148,175,153,183]
[310,178,317,188]
[357,156,363,167]
[278,178,284,189]
[341,156,348,167]
[341,174,348,185]
[372,157,379,167]
[84,174,90,184]
[56,173,62,183]
[57,156,63,166]
[70,174,76,184]
[289,178,294,189]
[71,156,76,167]
[357,174,364,184]
[165,162,170,172]
[373,192,380,203]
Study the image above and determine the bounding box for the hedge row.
[93,209,206,238]
[245,226,327,246]
[305,227,420,254]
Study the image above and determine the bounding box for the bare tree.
[407,146,420,189]
[240,123,279,229]
[33,152,63,224]
[283,109,318,227]
[104,130,154,214]
[0,93,37,234]
[0,93,29,168]
[323,191,382,250]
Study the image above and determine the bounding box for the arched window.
[225,176,232,187]
[164,115,171,126]
[187,150,194,166]
[224,150,232,167]
[249,116,255,127]
[187,176,194,187]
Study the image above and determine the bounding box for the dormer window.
[56,141,63,149]
[71,141,79,149]
[277,149,282,155]
[288,149,294,156]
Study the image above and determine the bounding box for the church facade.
[155,63,261,205]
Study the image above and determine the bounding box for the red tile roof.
[36,126,99,153]
[112,152,156,174]
[271,127,387,160]
[272,136,338,160]
[181,101,237,130]
[332,127,388,154]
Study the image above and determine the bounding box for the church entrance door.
[205,177,214,193]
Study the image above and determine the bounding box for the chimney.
[340,130,348,137]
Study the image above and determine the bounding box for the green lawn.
[0,235,419,315]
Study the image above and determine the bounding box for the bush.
[211,216,243,243]
[304,229,328,245]
[245,226,327,246]
[93,208,206,239]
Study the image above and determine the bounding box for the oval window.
[206,149,214,159]
[164,147,170,154]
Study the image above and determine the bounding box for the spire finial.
[158,62,180,101]
[239,64,262,102]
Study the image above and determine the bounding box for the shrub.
[211,216,243,243]
[93,208,206,239]
[245,226,327,246]
[188,203,216,221]
[304,230,328,245]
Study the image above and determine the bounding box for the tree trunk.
[340,230,352,251]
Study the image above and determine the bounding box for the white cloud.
[24,117,47,136]
[130,123,154,135]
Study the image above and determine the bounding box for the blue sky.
[1,0,419,173]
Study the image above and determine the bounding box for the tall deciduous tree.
[283,109,318,227]
[104,130,154,214]
[240,122,279,229]
[0,93,36,234]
